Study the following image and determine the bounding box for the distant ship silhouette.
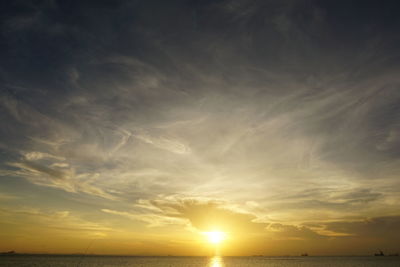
[0,251,15,255]
[374,250,384,256]
[301,253,308,256]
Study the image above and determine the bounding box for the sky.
[0,0,400,256]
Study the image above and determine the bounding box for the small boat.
[374,250,384,256]
[301,253,308,256]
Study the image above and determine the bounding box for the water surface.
[1,255,399,267]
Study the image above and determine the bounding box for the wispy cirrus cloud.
[0,0,399,254]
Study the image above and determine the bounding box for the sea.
[0,255,399,267]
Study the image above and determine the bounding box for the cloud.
[4,159,115,200]
[133,131,191,155]
[101,195,269,233]
[0,206,111,234]
[147,196,268,233]
[101,208,186,228]
[267,223,326,240]
[102,195,330,242]
[269,188,383,212]
[9,161,66,180]
[0,193,18,200]
[324,216,400,240]
[23,151,65,161]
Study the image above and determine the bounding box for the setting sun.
[204,231,227,244]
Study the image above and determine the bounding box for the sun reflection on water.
[209,256,224,267]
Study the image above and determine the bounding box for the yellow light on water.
[209,256,224,267]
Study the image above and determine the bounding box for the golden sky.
[1,0,400,256]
